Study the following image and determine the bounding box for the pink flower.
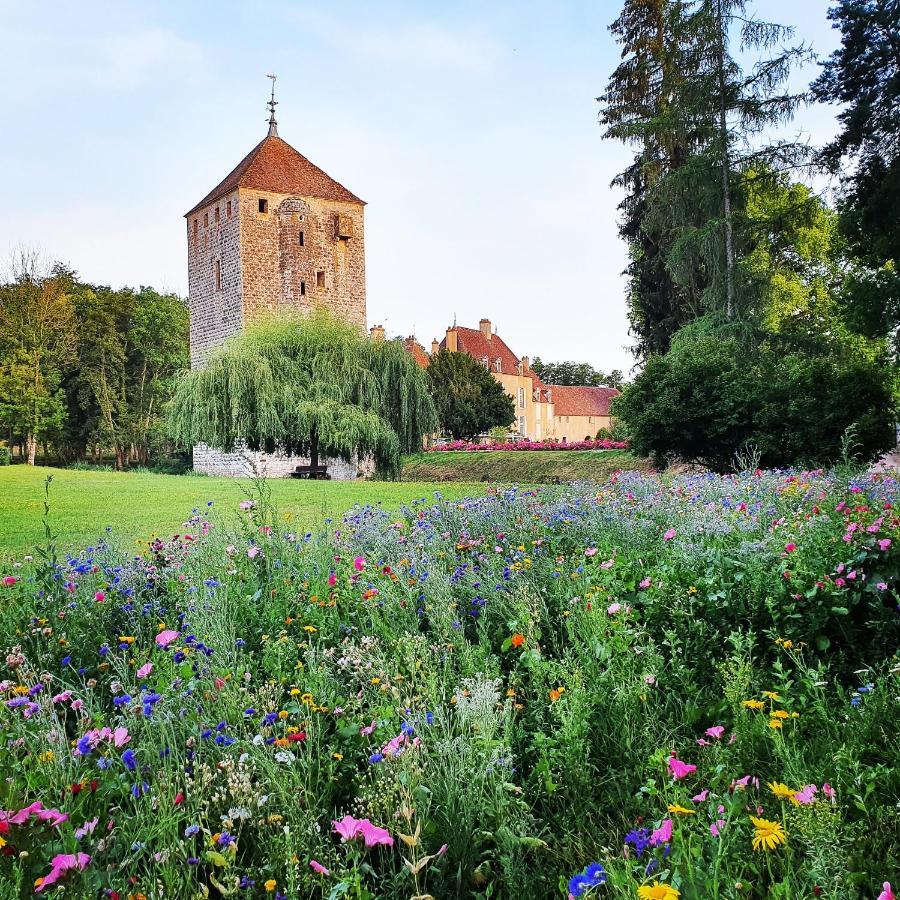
[155,630,179,648]
[75,817,99,839]
[239,500,255,510]
[357,819,394,847]
[70,698,84,712]
[650,818,673,845]
[353,556,366,571]
[247,546,260,559]
[823,783,836,803]
[692,789,709,802]
[52,691,72,704]
[794,784,817,805]
[878,538,891,551]
[878,883,895,900]
[328,572,337,587]
[359,720,376,736]
[585,547,598,556]
[639,577,651,589]
[333,815,361,842]
[112,726,130,748]
[136,663,153,679]
[877,582,888,591]
[784,542,797,553]
[437,843,448,856]
[2,575,18,587]
[710,818,726,837]
[663,528,676,540]
[705,726,725,740]
[35,852,90,892]
[667,757,697,780]
[607,603,622,615]
[309,859,331,876]
[94,591,105,603]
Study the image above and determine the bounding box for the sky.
[0,0,843,374]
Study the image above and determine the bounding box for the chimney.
[431,339,439,355]
[479,318,492,340]
[370,325,385,342]
[445,327,458,352]
[521,355,530,371]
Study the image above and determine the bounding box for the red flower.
[174,793,185,805]
[287,731,307,742]
[89,779,99,793]
[71,783,83,795]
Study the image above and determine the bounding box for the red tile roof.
[186,135,364,217]
[404,337,430,369]
[439,327,523,377]
[551,385,619,417]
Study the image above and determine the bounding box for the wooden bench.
[290,464,330,480]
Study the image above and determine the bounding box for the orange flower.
[510,633,525,648]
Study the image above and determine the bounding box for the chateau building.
[185,90,366,476]
[400,319,619,442]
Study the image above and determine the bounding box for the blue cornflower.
[184,824,200,837]
[97,757,112,770]
[243,708,256,718]
[625,828,651,858]
[217,832,234,847]
[425,711,434,725]
[122,749,137,771]
[61,656,71,667]
[113,694,131,708]
[584,863,606,885]
[76,735,93,755]
[369,752,384,764]
[263,712,277,726]
[568,872,592,898]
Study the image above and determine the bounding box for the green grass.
[0,466,482,560]
[401,449,651,482]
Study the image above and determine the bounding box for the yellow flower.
[118,636,135,644]
[303,625,317,633]
[762,691,781,700]
[742,699,765,710]
[0,835,6,850]
[767,782,799,804]
[667,804,696,816]
[638,883,681,900]
[549,687,566,702]
[300,693,313,704]
[770,709,790,720]
[750,815,787,851]
[278,710,289,720]
[332,752,343,760]
[768,718,783,729]
[265,881,277,893]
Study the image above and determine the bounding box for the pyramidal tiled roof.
[186,135,364,217]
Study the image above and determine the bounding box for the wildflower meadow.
[1,469,898,899]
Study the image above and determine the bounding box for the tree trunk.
[25,434,37,466]
[715,0,735,318]
[115,445,128,471]
[309,427,319,470]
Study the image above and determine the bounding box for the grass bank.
[0,466,480,559]
[401,449,650,482]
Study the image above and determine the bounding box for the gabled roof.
[404,337,430,369]
[439,327,523,377]
[185,134,364,217]
[551,385,619,417]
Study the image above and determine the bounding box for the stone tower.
[184,102,367,476]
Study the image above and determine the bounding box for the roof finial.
[266,73,278,137]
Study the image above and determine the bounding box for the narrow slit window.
[226,200,232,219]
[193,219,198,239]
[298,230,305,246]
[203,212,209,227]
[300,281,306,296]
[316,270,325,289]
[214,206,220,223]
[215,259,221,291]
[258,198,268,213]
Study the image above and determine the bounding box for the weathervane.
[266,74,278,136]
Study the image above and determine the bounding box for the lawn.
[401,449,650,482]
[0,466,481,559]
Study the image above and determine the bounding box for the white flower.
[252,734,264,746]
[274,750,295,764]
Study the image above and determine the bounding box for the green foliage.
[614,317,894,471]
[812,0,900,268]
[426,349,515,440]
[169,310,436,478]
[531,358,625,389]
[0,446,10,465]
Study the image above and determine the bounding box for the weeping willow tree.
[169,310,437,479]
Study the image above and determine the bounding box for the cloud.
[92,27,204,91]
[285,11,499,73]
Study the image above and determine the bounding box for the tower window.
[203,212,208,227]
[300,281,306,296]
[298,230,305,247]
[226,200,232,219]
[214,206,220,223]
[258,198,268,214]
[193,219,198,239]
[214,259,221,291]
[316,270,325,289]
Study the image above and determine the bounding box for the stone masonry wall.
[238,189,366,329]
[193,443,368,480]
[187,192,244,367]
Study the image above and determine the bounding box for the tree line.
[600,0,898,469]
[0,253,188,467]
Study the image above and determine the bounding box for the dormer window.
[481,356,489,369]
[495,358,502,373]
